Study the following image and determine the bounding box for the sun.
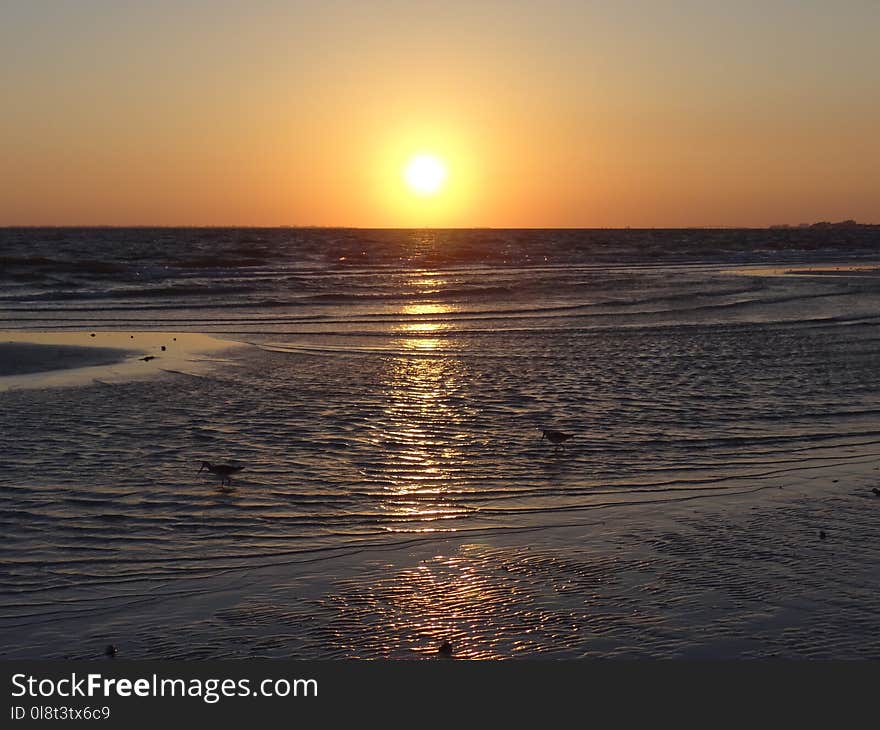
[403,154,448,196]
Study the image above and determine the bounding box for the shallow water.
[2,227,880,657]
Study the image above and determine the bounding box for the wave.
[0,283,265,303]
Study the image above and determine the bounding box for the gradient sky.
[1,0,878,227]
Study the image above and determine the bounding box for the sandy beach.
[2,232,880,660]
[0,342,135,377]
[0,331,245,392]
[2,324,880,659]
[3,436,878,660]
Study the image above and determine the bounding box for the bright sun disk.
[403,154,447,196]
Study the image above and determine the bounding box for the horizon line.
[2,222,877,231]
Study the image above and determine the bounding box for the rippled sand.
[3,238,880,658]
[6,453,878,660]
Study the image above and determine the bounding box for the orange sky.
[1,1,878,227]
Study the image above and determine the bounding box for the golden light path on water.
[373,286,469,531]
[364,298,516,656]
[335,270,590,658]
[356,271,570,659]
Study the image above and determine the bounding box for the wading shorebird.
[198,461,244,486]
[541,429,574,449]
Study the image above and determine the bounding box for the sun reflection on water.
[402,302,450,317]
[370,289,470,528]
[319,544,597,659]
[398,301,453,345]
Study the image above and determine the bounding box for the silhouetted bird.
[872,488,880,496]
[198,461,244,486]
[104,644,118,658]
[819,530,827,540]
[541,429,574,449]
[438,641,453,657]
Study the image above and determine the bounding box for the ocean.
[2,226,880,658]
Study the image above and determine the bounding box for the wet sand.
[0,342,135,377]
[4,445,879,660]
[3,255,880,659]
[0,331,245,391]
